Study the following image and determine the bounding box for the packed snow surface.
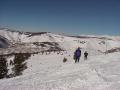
[0,49,120,90]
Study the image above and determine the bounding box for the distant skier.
[84,51,88,60]
[74,47,81,63]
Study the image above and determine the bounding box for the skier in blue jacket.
[74,47,81,63]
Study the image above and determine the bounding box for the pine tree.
[12,53,31,76]
[0,56,8,79]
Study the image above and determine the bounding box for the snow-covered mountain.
[0,35,10,48]
[0,28,120,54]
[0,28,120,90]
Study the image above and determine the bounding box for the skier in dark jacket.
[74,47,81,63]
[84,51,88,60]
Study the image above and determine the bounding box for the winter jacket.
[75,48,81,57]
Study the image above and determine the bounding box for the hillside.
[0,49,120,90]
[0,28,120,54]
[0,28,120,90]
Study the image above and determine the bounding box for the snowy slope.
[0,28,120,90]
[0,28,120,52]
[0,28,67,43]
[0,50,120,90]
[0,35,10,48]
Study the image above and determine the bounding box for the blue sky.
[0,0,120,35]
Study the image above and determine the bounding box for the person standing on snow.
[74,47,81,63]
[84,51,88,60]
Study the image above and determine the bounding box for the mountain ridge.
[0,28,120,54]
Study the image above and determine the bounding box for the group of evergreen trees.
[0,53,31,79]
[12,53,31,76]
[0,56,8,79]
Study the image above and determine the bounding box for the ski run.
[0,49,120,90]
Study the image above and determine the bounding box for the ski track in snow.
[0,50,120,90]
